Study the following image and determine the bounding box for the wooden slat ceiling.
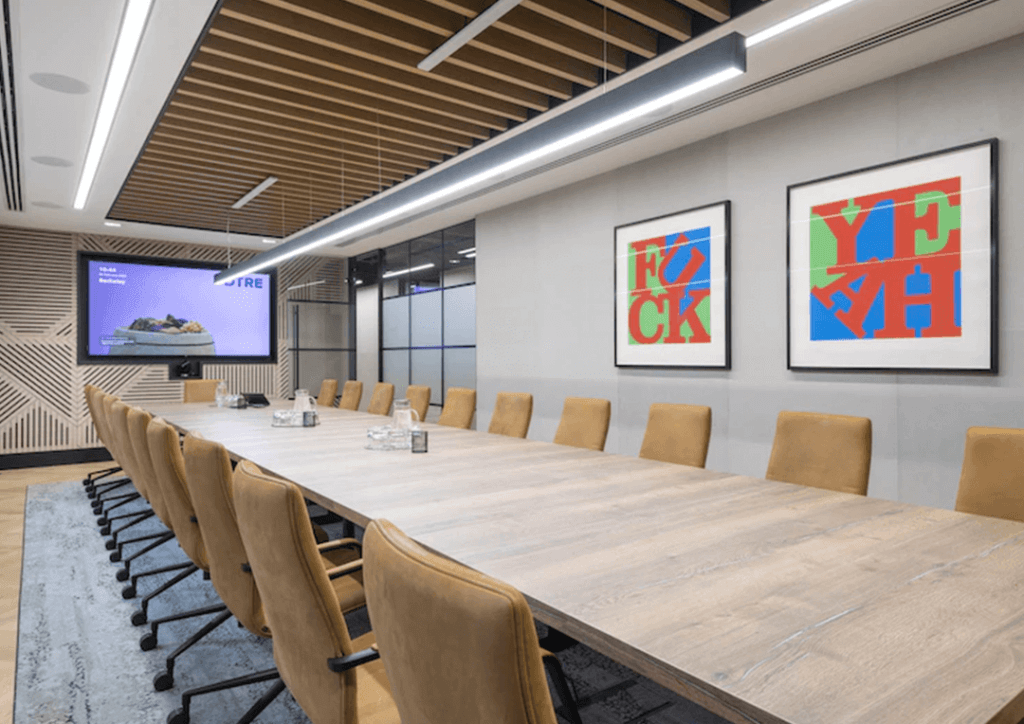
[109,0,768,238]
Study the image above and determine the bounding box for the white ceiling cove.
[1,0,1021,260]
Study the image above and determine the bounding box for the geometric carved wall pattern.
[0,225,346,455]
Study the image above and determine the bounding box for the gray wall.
[475,34,1024,508]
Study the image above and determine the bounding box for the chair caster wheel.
[109,550,122,562]
[97,517,108,526]
[153,670,174,691]
[100,525,111,536]
[122,584,137,599]
[167,707,189,724]
[105,540,117,551]
[116,568,129,582]
[87,490,97,499]
[131,609,147,626]
[140,632,158,651]
[93,505,103,514]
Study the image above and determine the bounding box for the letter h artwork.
[789,139,996,372]
[809,178,962,342]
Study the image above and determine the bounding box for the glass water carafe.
[392,398,420,431]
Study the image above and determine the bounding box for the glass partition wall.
[379,220,476,420]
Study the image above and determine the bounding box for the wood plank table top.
[147,401,1024,724]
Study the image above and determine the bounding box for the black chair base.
[169,667,283,724]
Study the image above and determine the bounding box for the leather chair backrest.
[182,432,268,636]
[553,397,611,451]
[955,426,1024,522]
[126,406,172,526]
[406,385,431,424]
[107,400,142,495]
[638,403,712,468]
[437,387,476,429]
[766,411,872,496]
[338,381,363,411]
[232,461,360,724]
[487,392,533,438]
[184,379,221,403]
[364,519,557,724]
[84,385,108,449]
[147,417,208,570]
[318,379,339,408]
[367,383,395,416]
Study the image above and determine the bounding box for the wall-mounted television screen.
[77,252,277,364]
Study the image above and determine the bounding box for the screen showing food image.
[86,258,273,358]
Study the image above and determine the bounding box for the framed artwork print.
[787,139,997,372]
[615,201,730,369]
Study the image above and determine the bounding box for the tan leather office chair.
[318,379,339,408]
[338,381,363,411]
[553,397,611,451]
[367,382,395,416]
[233,461,397,724]
[169,433,367,723]
[437,387,476,429]
[364,519,583,724]
[82,385,127,497]
[120,408,199,625]
[765,411,872,496]
[639,403,712,468]
[955,427,1024,522]
[406,385,431,423]
[487,392,533,438]
[184,379,222,403]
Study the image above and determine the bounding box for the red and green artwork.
[628,227,711,345]
[809,178,962,340]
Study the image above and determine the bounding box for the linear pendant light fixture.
[73,0,153,210]
[231,176,279,209]
[746,0,861,47]
[215,33,746,285]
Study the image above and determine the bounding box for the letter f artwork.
[628,227,713,346]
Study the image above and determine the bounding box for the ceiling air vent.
[0,0,22,211]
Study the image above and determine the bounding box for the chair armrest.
[327,645,379,673]
[324,559,363,580]
[317,538,362,554]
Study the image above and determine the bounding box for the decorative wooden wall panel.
[0,225,346,455]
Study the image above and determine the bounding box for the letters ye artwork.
[788,140,996,371]
[615,201,730,368]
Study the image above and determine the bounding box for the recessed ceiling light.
[104,221,121,227]
[381,263,435,279]
[29,72,89,95]
[32,156,73,167]
[74,0,154,210]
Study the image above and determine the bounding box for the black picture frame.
[614,200,731,370]
[786,139,998,373]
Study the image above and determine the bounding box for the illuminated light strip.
[232,176,278,210]
[457,247,476,255]
[73,0,154,210]
[286,279,326,291]
[418,0,524,72]
[381,263,435,279]
[465,252,476,258]
[215,35,747,286]
[746,0,861,47]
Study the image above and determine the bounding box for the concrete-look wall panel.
[477,35,1024,507]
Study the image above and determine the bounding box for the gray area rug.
[17,480,729,724]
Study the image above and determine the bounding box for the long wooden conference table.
[146,401,1024,724]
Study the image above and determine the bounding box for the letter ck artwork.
[628,227,712,345]
[809,177,962,341]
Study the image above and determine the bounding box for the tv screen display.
[78,252,277,364]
